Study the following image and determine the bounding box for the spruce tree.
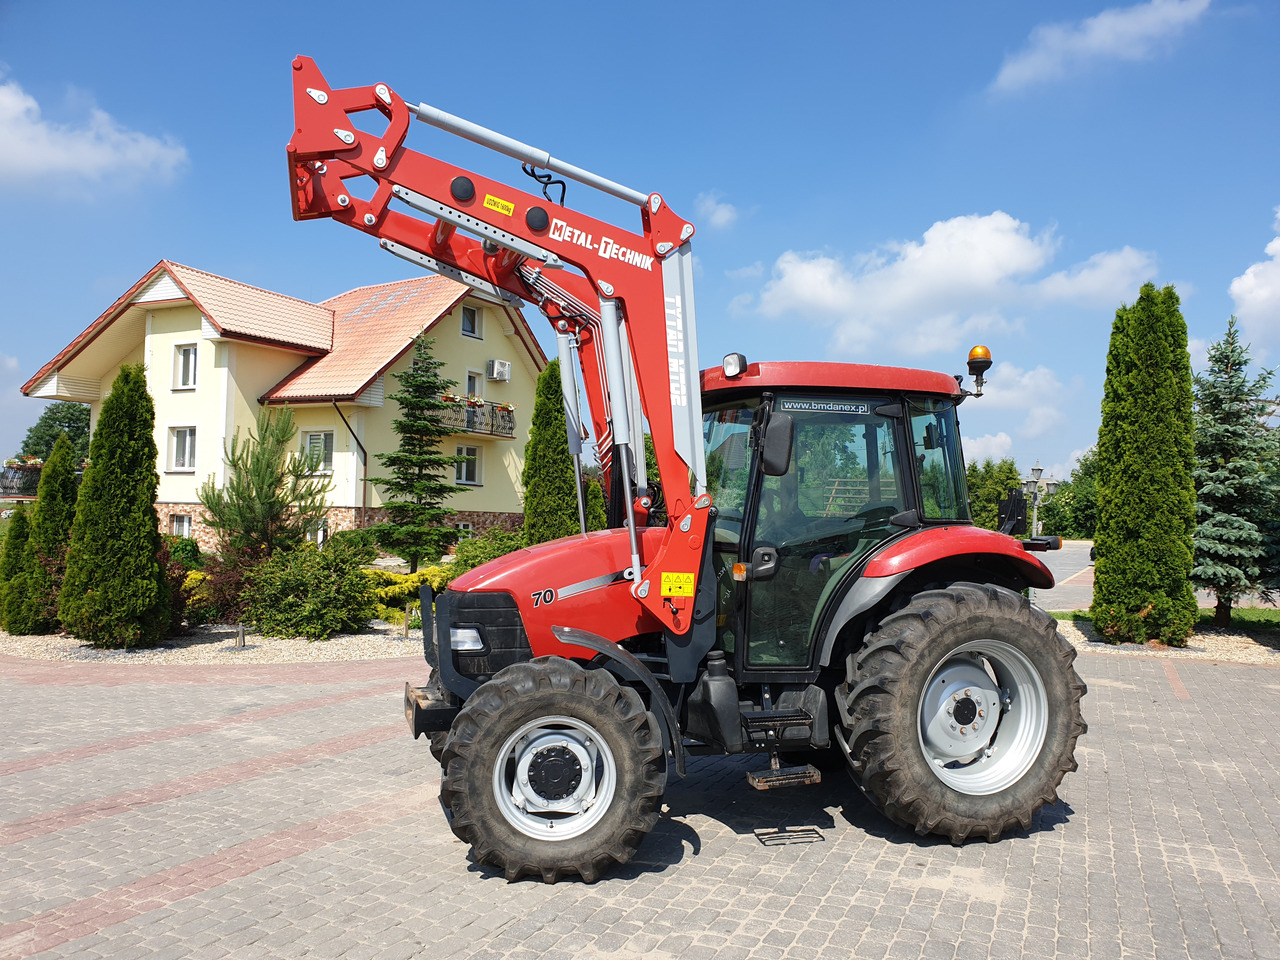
[59,365,171,648]
[368,335,463,572]
[1,502,30,630]
[1090,283,1197,644]
[1190,317,1278,626]
[198,406,331,557]
[8,434,78,634]
[522,360,581,545]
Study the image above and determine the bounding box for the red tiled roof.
[167,262,334,352]
[261,275,469,403]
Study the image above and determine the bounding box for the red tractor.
[288,59,1086,883]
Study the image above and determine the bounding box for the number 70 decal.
[530,588,556,607]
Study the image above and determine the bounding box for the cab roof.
[700,361,963,398]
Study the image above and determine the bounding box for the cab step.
[740,708,814,737]
[747,763,822,790]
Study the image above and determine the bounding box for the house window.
[456,445,481,485]
[174,344,197,389]
[307,519,329,546]
[465,371,482,429]
[455,521,474,538]
[302,431,334,472]
[170,514,192,538]
[170,427,196,471]
[461,305,482,339]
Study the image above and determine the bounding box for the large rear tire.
[439,658,665,882]
[836,582,1086,843]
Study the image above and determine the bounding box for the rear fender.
[815,527,1054,667]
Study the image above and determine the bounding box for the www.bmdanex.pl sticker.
[779,398,871,415]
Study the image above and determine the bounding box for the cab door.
[740,396,908,678]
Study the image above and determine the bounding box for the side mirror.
[761,412,794,476]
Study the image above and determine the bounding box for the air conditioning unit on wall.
[486,359,512,381]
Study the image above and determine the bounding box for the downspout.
[332,401,368,520]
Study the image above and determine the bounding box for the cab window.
[909,396,970,522]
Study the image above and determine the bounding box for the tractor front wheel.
[439,658,665,882]
[836,582,1086,843]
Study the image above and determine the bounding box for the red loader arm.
[287,57,711,635]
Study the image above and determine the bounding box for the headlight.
[450,627,484,652]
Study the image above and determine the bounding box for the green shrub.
[59,365,171,649]
[182,570,218,627]
[162,535,204,571]
[452,528,525,576]
[324,528,379,563]
[0,502,30,621]
[245,541,376,641]
[9,434,79,635]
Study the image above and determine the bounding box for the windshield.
[908,396,970,522]
[702,400,758,546]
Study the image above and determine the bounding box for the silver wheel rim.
[917,639,1048,795]
[492,715,617,841]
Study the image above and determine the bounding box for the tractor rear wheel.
[439,657,665,882]
[836,582,1086,843]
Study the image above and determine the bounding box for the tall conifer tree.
[522,360,581,545]
[0,502,30,629]
[1090,283,1197,644]
[1191,317,1278,626]
[369,335,463,573]
[59,365,171,648]
[7,433,78,634]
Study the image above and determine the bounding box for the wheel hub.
[527,745,582,801]
[917,640,1050,796]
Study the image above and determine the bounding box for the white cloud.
[1035,246,1157,305]
[1229,234,1280,348]
[755,211,1154,357]
[992,0,1210,93]
[726,261,764,280]
[979,361,1067,439]
[964,432,1014,464]
[1187,337,1210,373]
[1274,205,1280,234]
[1046,447,1090,484]
[0,76,187,185]
[694,192,738,229]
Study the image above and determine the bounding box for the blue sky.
[1,0,1277,483]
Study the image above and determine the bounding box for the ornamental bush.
[1,502,31,631]
[8,434,79,635]
[161,535,204,571]
[59,365,171,648]
[244,539,376,641]
[522,360,581,544]
[1090,284,1197,645]
[453,527,524,576]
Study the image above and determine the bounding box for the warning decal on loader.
[483,194,515,216]
[661,572,696,597]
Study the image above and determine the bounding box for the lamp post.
[1022,461,1059,537]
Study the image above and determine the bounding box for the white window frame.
[455,521,474,538]
[170,514,192,538]
[301,430,335,474]
[169,426,197,473]
[460,304,482,339]
[455,444,481,485]
[173,343,197,390]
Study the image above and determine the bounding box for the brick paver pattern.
[1,649,1278,960]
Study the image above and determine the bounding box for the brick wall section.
[154,502,523,552]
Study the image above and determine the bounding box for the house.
[21,261,547,550]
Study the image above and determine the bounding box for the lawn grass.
[1050,607,1280,631]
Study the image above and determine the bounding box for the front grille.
[449,590,531,679]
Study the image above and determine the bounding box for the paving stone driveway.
[2,649,1278,960]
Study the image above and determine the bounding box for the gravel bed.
[4,619,1278,668]
[1056,618,1280,666]
[0,622,422,665]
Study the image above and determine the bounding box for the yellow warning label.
[483,194,515,216]
[661,572,696,597]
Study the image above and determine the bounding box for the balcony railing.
[438,402,516,439]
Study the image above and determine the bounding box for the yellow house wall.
[361,297,540,516]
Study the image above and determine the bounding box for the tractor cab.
[700,359,972,683]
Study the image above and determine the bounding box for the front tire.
[836,583,1086,843]
[439,658,665,882]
